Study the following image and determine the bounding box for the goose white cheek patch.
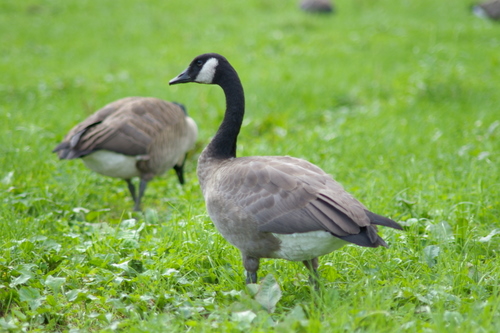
[195,58,219,83]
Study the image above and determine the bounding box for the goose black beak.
[169,69,191,85]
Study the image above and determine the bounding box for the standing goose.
[169,53,402,285]
[472,1,500,20]
[53,97,198,211]
[299,0,335,14]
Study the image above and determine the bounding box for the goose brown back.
[53,97,198,211]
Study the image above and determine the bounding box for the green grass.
[1,0,499,331]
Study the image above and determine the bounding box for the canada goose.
[299,0,335,13]
[472,1,500,20]
[169,53,402,285]
[53,97,198,211]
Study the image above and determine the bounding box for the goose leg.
[134,178,149,211]
[246,271,257,284]
[243,256,259,284]
[303,257,320,288]
[173,155,187,185]
[125,179,137,203]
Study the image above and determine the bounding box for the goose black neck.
[205,65,245,159]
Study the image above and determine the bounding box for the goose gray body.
[170,53,401,284]
[299,0,335,13]
[53,97,198,211]
[473,1,500,20]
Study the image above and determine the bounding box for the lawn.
[1,0,499,331]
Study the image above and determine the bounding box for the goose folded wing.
[53,97,142,158]
[61,100,187,158]
[218,159,372,238]
[79,113,152,156]
[54,117,149,160]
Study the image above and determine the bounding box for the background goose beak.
[169,69,191,85]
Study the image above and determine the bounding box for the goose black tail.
[365,210,403,230]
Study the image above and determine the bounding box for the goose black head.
[170,53,227,85]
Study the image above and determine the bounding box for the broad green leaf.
[231,310,257,329]
[45,275,66,293]
[276,305,309,332]
[9,273,31,287]
[254,274,282,313]
[65,289,83,302]
[1,171,14,185]
[72,207,90,214]
[120,219,137,228]
[246,283,259,297]
[18,287,44,310]
[111,260,130,271]
[478,229,500,243]
[427,221,454,241]
[0,317,18,330]
[423,245,441,267]
[285,304,307,322]
[42,240,62,252]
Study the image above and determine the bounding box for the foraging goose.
[472,1,500,20]
[299,0,335,13]
[53,97,198,211]
[169,53,402,285]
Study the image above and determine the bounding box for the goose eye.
[196,60,203,67]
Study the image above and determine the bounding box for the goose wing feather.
[53,97,188,159]
[215,156,381,241]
